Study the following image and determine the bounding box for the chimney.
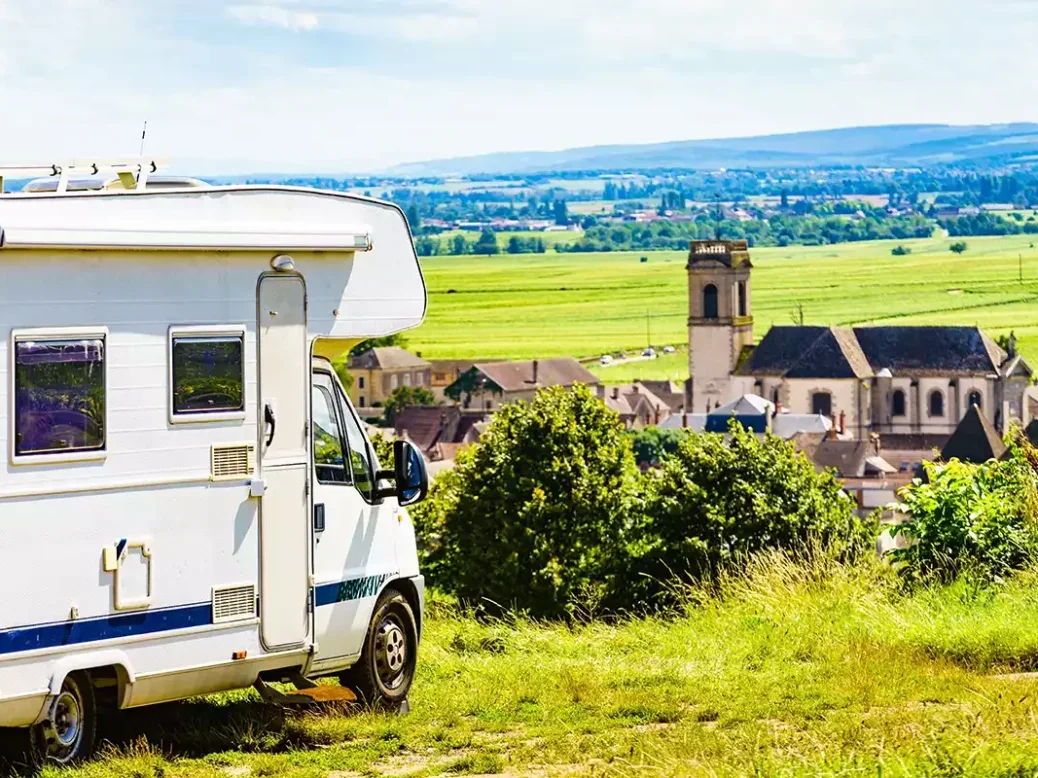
[829,414,838,440]
[774,401,783,418]
[612,387,619,400]
[839,410,846,435]
[532,359,539,384]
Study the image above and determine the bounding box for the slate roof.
[459,357,600,394]
[349,346,431,370]
[940,405,1008,463]
[738,325,1011,379]
[853,326,1005,377]
[393,406,487,455]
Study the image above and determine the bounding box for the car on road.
[642,347,656,358]
[600,354,613,365]
[662,345,676,354]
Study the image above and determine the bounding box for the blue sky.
[2,0,1037,174]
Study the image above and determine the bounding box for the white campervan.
[0,160,430,764]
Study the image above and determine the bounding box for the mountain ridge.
[386,123,1038,177]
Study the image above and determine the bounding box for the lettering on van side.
[314,573,395,608]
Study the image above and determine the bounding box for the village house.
[445,357,600,411]
[392,405,488,473]
[685,240,1033,456]
[599,383,673,428]
[346,346,432,409]
[426,359,475,403]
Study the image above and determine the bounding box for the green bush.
[635,421,872,590]
[424,384,640,617]
[891,448,1038,583]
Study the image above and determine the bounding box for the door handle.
[264,403,276,447]
[314,503,326,532]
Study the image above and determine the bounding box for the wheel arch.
[387,577,423,641]
[45,651,135,713]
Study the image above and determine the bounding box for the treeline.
[554,214,934,252]
[941,212,1038,236]
[414,229,548,256]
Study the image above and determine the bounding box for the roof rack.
[0,157,169,194]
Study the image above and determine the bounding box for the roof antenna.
[138,120,148,156]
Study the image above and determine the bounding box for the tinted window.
[172,336,244,415]
[313,381,349,484]
[15,338,105,456]
[337,387,377,500]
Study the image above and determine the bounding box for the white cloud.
[227,4,319,31]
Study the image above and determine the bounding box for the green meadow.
[21,555,1038,778]
[413,234,1038,378]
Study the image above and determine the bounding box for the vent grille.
[211,443,255,480]
[213,584,257,623]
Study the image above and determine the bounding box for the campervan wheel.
[32,672,97,765]
[340,587,418,708]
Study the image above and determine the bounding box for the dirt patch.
[374,749,471,776]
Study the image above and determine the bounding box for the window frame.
[891,389,907,418]
[312,372,352,486]
[9,326,110,466]
[167,325,247,425]
[811,391,833,418]
[928,389,945,418]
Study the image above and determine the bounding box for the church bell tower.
[686,239,754,412]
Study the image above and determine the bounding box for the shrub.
[891,448,1038,583]
[426,384,640,617]
[635,421,872,591]
[950,240,968,254]
[891,244,912,256]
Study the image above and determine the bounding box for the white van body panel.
[0,186,426,727]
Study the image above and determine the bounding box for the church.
[685,240,1034,443]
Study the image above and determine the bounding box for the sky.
[2,0,1037,174]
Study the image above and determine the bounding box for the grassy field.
[413,234,1038,378]
[17,555,1038,777]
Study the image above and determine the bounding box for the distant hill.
[386,123,1038,176]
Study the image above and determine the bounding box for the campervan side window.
[168,327,246,422]
[13,336,106,458]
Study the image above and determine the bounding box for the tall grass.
[9,554,1038,776]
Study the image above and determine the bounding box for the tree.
[950,241,969,254]
[472,229,500,255]
[636,421,869,585]
[405,203,419,231]
[780,189,789,209]
[426,385,640,617]
[891,245,911,256]
[383,385,436,424]
[506,236,524,254]
[553,199,569,226]
[450,234,469,255]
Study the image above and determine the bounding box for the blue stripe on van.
[314,573,393,608]
[0,603,212,656]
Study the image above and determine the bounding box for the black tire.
[30,671,97,766]
[340,587,418,707]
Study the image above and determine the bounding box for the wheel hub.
[44,689,82,756]
[375,618,407,684]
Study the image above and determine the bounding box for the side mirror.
[393,440,428,506]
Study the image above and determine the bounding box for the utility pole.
[646,309,651,349]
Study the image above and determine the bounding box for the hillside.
[388,123,1038,176]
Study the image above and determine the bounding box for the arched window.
[738,281,747,317]
[968,390,982,409]
[811,392,832,417]
[703,284,719,319]
[929,390,944,417]
[891,389,906,417]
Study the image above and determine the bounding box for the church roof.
[940,405,1007,463]
[737,325,1015,379]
